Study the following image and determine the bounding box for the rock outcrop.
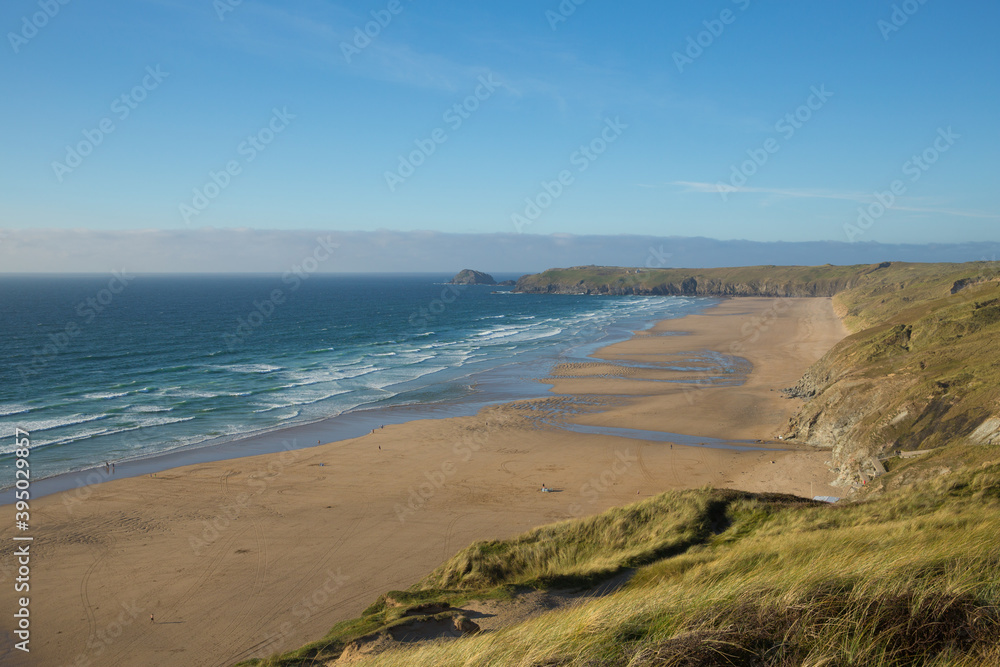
[781,286,1000,491]
[449,269,498,285]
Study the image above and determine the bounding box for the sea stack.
[448,269,498,285]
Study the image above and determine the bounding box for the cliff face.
[514,276,848,297]
[782,280,1000,489]
[512,265,879,297]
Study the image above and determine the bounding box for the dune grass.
[340,454,1000,667]
[240,455,1000,666]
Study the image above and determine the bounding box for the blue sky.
[2,0,998,247]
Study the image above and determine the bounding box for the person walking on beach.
[150,613,154,623]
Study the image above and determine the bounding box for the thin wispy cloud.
[664,182,1000,220]
[667,181,873,202]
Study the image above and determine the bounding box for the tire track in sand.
[78,543,109,644]
[236,496,374,655]
[215,505,270,661]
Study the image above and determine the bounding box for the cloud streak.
[666,181,1000,219]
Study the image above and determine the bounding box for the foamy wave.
[215,363,284,374]
[82,391,130,400]
[293,390,353,406]
[252,403,294,414]
[13,415,197,451]
[17,413,108,434]
[284,365,380,386]
[171,390,228,399]
[357,365,448,390]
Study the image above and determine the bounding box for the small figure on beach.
[112,463,115,473]
[150,613,154,623]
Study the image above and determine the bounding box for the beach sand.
[0,297,848,667]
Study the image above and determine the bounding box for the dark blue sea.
[0,274,714,482]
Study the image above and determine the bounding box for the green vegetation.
[514,263,876,296]
[785,263,1000,488]
[242,261,1000,667]
[243,456,1000,666]
[513,261,999,304]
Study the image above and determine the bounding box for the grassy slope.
[247,457,1000,666]
[513,262,997,298]
[380,456,1000,667]
[242,261,1000,666]
[514,263,871,296]
[786,263,1000,488]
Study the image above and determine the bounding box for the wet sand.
[0,297,848,667]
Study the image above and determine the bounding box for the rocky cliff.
[449,269,498,285]
[513,264,882,296]
[781,265,1000,490]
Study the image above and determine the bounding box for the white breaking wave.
[214,363,284,374]
[82,391,130,400]
[15,413,108,434]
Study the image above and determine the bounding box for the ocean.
[0,274,715,484]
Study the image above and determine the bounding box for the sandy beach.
[0,297,848,667]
